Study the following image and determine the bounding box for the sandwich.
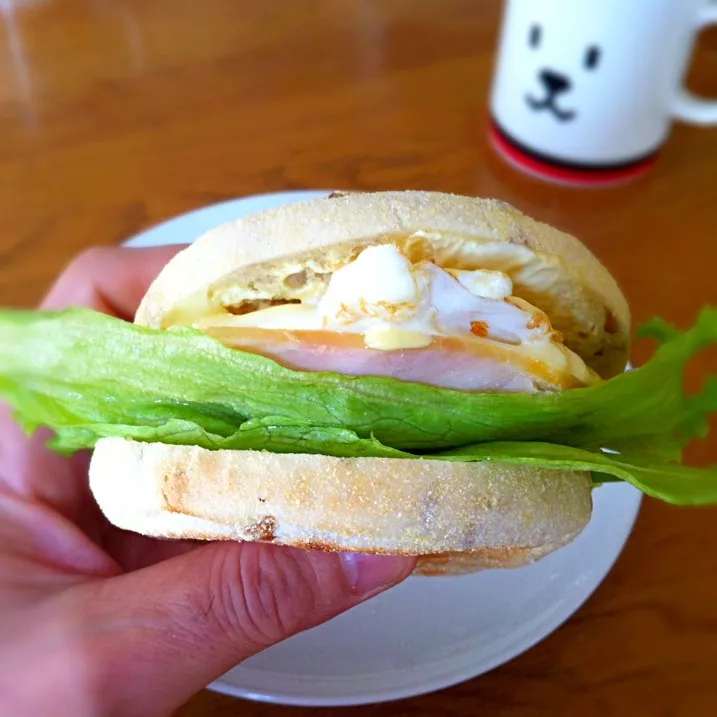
[0,190,715,575]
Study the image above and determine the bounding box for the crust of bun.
[136,191,629,378]
[89,438,592,574]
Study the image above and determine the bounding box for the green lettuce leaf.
[49,416,717,506]
[0,306,715,505]
[1,307,715,451]
[441,442,717,505]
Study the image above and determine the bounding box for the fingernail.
[340,552,415,596]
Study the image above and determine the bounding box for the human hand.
[0,246,416,717]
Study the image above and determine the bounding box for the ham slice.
[203,327,589,393]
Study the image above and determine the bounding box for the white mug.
[489,0,717,185]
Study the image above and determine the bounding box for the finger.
[42,245,186,319]
[0,246,185,519]
[100,529,204,571]
[0,413,91,525]
[75,542,416,715]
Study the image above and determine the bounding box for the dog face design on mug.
[489,0,675,166]
[522,23,601,123]
[493,4,609,133]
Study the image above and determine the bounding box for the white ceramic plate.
[125,190,643,707]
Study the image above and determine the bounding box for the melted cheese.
[363,328,433,350]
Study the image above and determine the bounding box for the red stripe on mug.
[489,120,659,186]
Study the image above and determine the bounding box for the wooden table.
[1,1,716,714]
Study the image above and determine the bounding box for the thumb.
[77,541,415,715]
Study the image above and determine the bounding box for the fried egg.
[195,244,600,392]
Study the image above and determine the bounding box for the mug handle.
[671,1,717,125]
